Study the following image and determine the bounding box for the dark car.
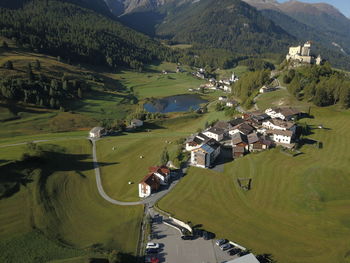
[228,248,241,256]
[203,231,215,240]
[145,248,158,254]
[181,235,194,240]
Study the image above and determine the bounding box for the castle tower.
[301,41,311,56]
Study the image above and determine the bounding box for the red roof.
[149,165,170,176]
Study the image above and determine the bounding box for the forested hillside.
[0,0,175,70]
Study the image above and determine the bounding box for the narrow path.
[91,138,186,206]
[91,139,146,206]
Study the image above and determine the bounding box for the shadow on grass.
[0,145,117,199]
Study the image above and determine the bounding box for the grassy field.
[0,139,143,262]
[158,106,350,263]
[96,102,231,202]
[110,62,205,99]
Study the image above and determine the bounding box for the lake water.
[144,94,208,113]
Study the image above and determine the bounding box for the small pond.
[144,94,208,113]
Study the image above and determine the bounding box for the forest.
[285,64,350,108]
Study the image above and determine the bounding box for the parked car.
[181,235,194,240]
[146,242,160,249]
[145,248,158,254]
[228,248,241,256]
[216,239,228,246]
[145,255,159,263]
[220,243,232,251]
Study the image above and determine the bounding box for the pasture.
[158,106,350,263]
[0,139,143,262]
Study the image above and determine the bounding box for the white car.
[146,242,160,249]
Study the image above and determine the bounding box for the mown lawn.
[0,139,143,262]
[158,106,350,263]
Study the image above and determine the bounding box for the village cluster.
[187,107,302,169]
[136,107,302,198]
[190,68,239,93]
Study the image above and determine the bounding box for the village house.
[226,99,238,108]
[232,133,249,159]
[185,133,210,151]
[229,122,255,136]
[203,127,226,141]
[265,107,301,121]
[138,173,160,198]
[262,118,296,134]
[218,96,228,101]
[149,165,171,185]
[267,129,294,145]
[248,134,272,152]
[89,127,106,138]
[259,85,276,94]
[130,119,143,128]
[191,139,221,168]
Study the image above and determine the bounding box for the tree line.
[284,64,350,108]
[0,60,84,110]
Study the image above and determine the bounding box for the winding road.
[91,139,185,207]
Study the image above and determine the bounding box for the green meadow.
[0,139,143,262]
[158,106,350,263]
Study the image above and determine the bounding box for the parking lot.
[148,216,239,263]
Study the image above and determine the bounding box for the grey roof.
[90,127,104,133]
[247,133,259,144]
[267,129,293,137]
[214,121,231,130]
[233,146,245,153]
[232,133,248,145]
[206,127,226,135]
[226,253,260,263]
[229,118,245,127]
[231,123,255,135]
[206,138,221,150]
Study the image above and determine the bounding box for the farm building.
[89,127,106,138]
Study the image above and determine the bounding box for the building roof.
[229,118,245,127]
[90,127,104,133]
[247,132,259,144]
[206,127,226,135]
[206,138,221,150]
[273,107,301,117]
[149,165,170,176]
[226,253,260,263]
[267,129,293,137]
[214,121,231,130]
[226,99,238,105]
[231,123,255,135]
[140,173,159,186]
[200,144,215,154]
[232,133,248,145]
[268,118,295,129]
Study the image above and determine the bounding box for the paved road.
[91,139,186,206]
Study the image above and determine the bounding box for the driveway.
[149,216,239,263]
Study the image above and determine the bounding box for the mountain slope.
[119,0,294,55]
[0,0,173,69]
[243,0,350,55]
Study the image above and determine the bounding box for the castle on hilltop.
[286,41,322,65]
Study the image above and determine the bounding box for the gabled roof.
[206,127,226,135]
[272,107,301,117]
[149,165,170,176]
[214,121,231,130]
[267,129,293,137]
[266,118,295,129]
[247,132,259,144]
[90,127,104,133]
[140,173,159,186]
[231,123,255,135]
[206,138,221,150]
[233,146,245,153]
[232,133,248,145]
[229,118,245,127]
